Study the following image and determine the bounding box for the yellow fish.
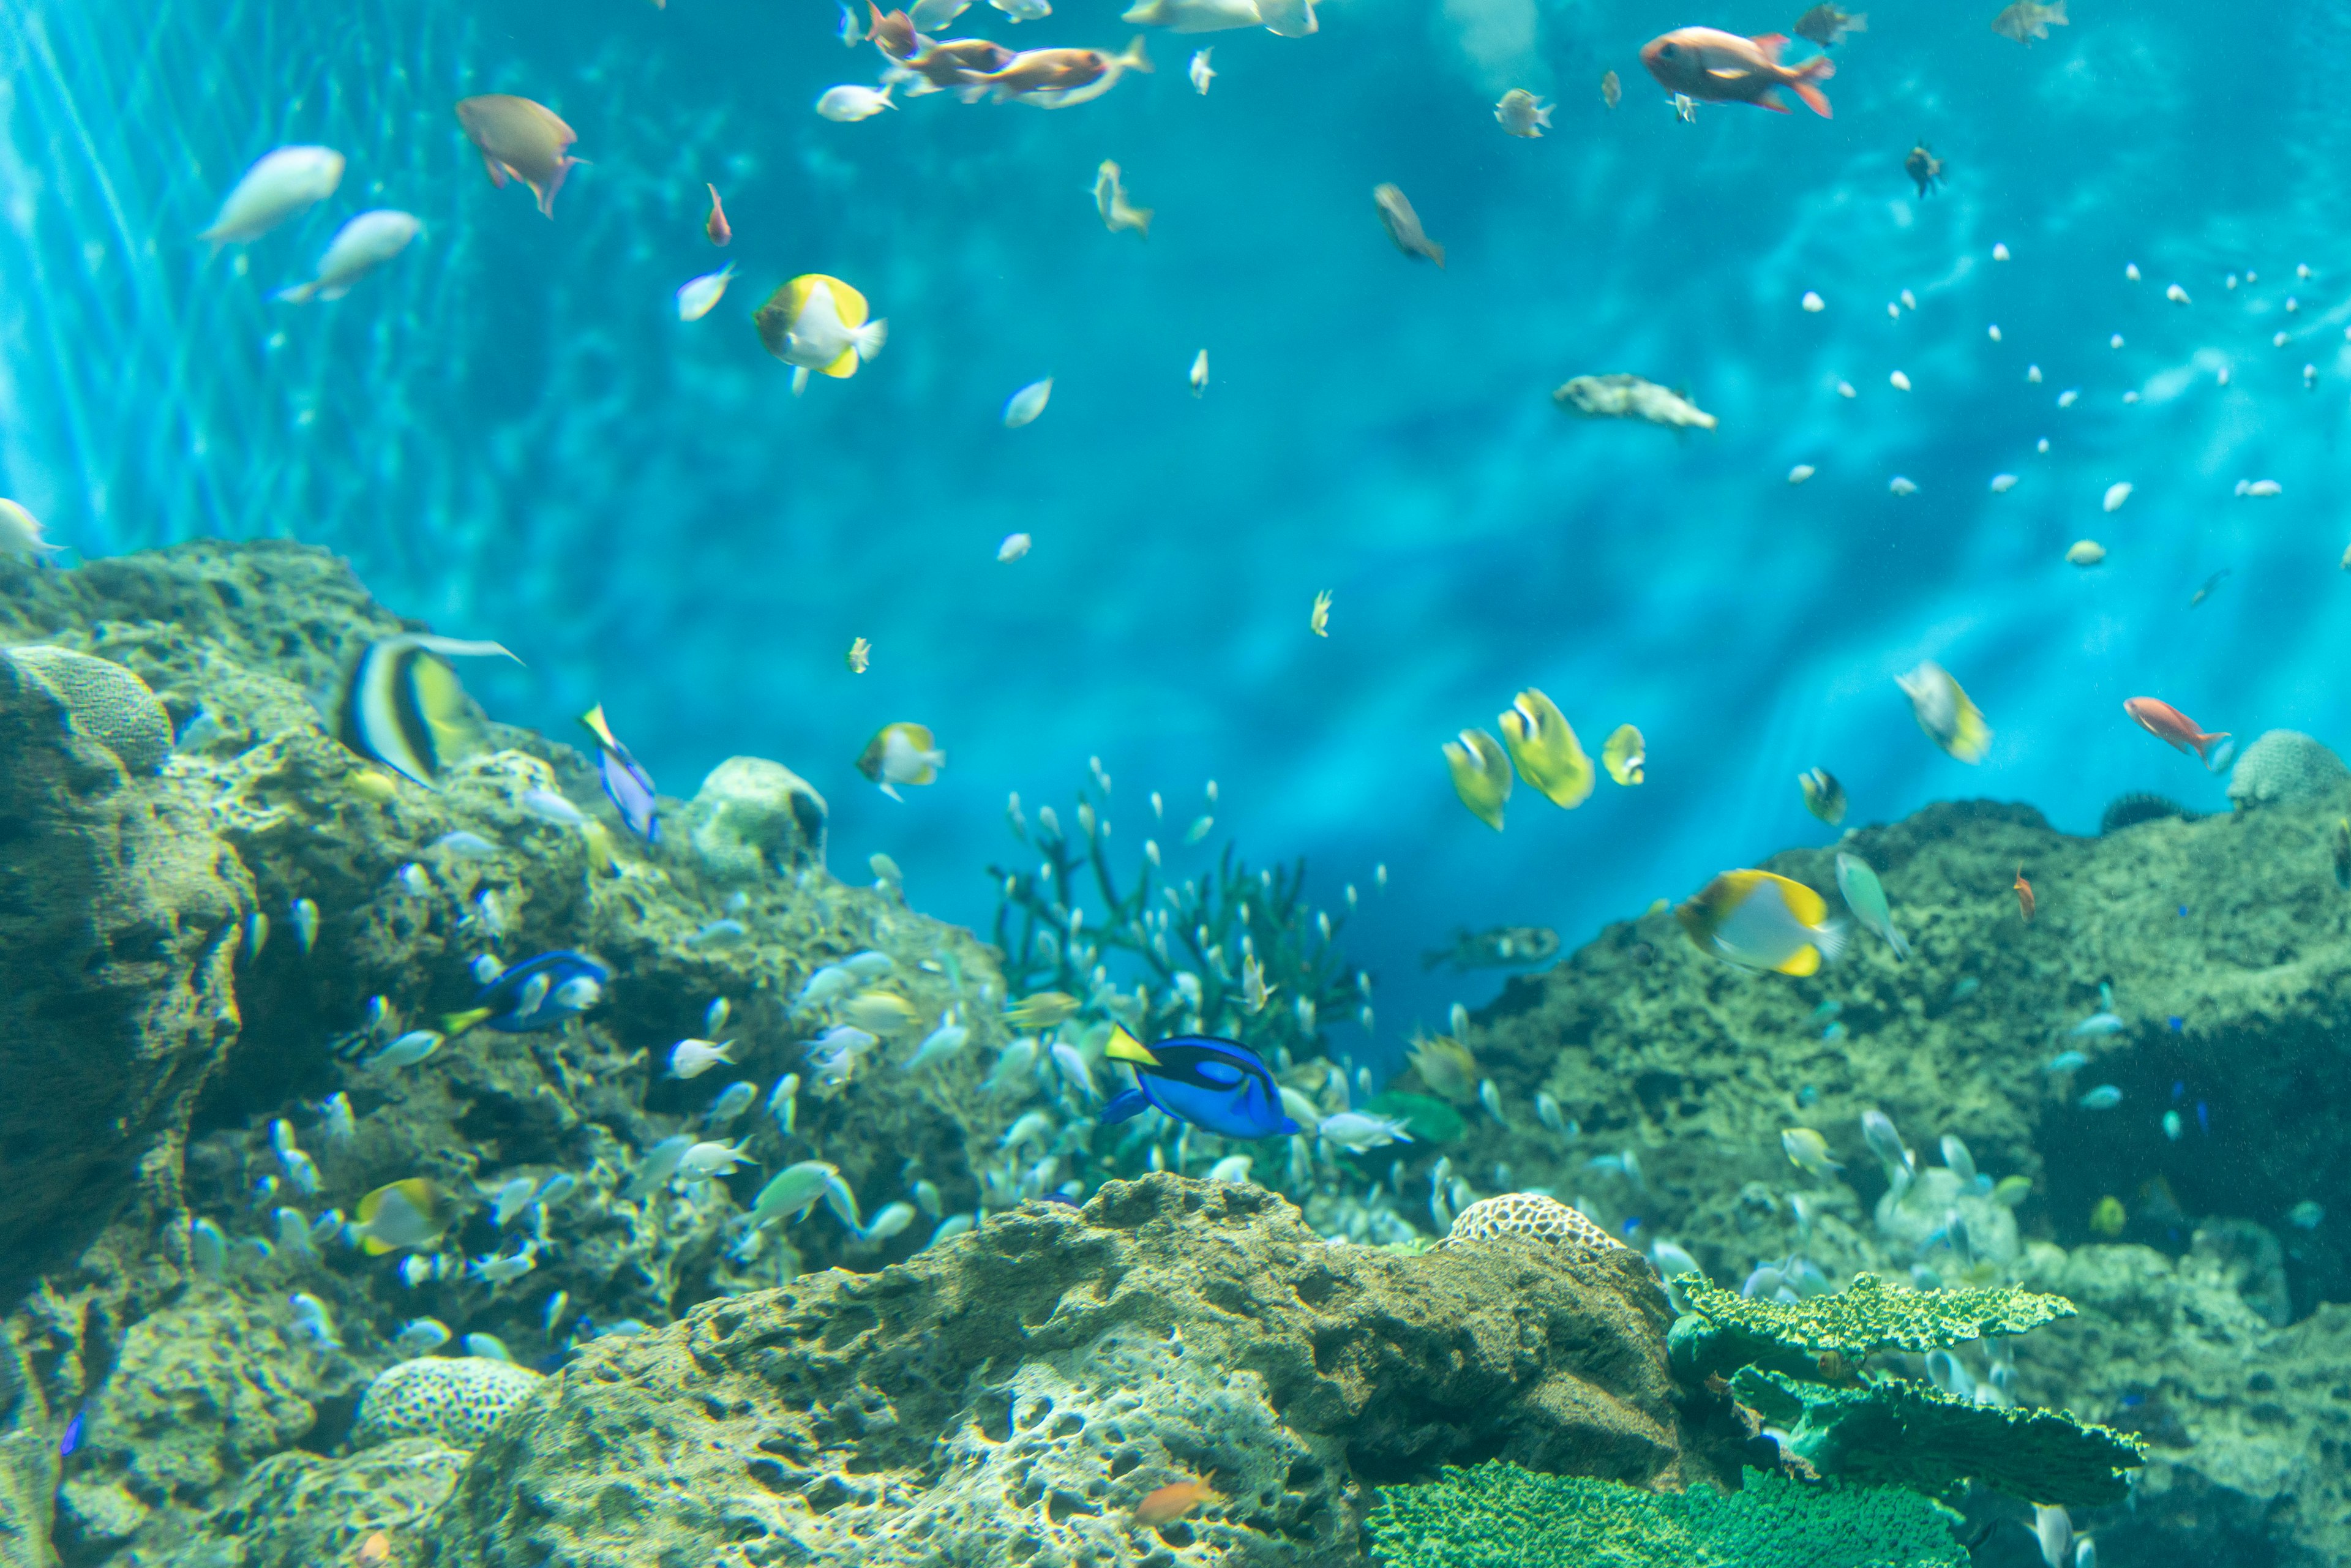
[1676,869,1847,975]
[847,636,871,673]
[754,274,888,395]
[1309,590,1332,637]
[1895,661,1992,764]
[1498,689,1593,808]
[1799,767,1845,825]
[2088,1195,2125,1236]
[350,1178,456,1256]
[1442,728,1512,831]
[1006,990,1082,1029]
[1406,1032,1479,1103]
[857,721,943,799]
[1602,724,1645,785]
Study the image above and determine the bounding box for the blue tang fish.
[579,704,658,842]
[1100,1027,1300,1140]
[444,951,609,1034]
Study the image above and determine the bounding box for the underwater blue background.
[4,0,2346,1051]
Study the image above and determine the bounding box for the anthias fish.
[1640,28,1834,118]
[1422,925,1561,972]
[2123,698,2230,768]
[1101,1027,1300,1139]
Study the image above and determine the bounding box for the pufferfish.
[1677,869,1848,975]
[754,274,888,395]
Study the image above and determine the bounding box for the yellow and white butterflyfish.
[1442,727,1512,831]
[1602,723,1646,785]
[1894,660,1992,764]
[350,1177,457,1255]
[1676,869,1847,975]
[754,274,888,395]
[1498,688,1594,808]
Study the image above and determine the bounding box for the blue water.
[4,0,2344,1046]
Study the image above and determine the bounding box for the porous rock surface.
[421,1175,1757,1568]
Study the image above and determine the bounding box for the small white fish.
[1477,1078,1506,1125]
[1992,242,2011,261]
[1494,88,1551,138]
[1900,289,1916,310]
[274,210,420,305]
[522,789,590,828]
[816,84,897,121]
[1003,378,1054,429]
[1889,476,1918,497]
[992,0,1051,18]
[1990,473,2018,493]
[1889,370,1912,391]
[1987,324,2001,340]
[1049,1039,1096,1099]
[1093,162,1152,238]
[927,1214,977,1248]
[839,0,865,43]
[391,1317,451,1356]
[1189,349,1209,396]
[491,1176,539,1228]
[464,1333,515,1362]
[1000,1109,1054,1151]
[313,1092,356,1144]
[1207,1153,1253,1183]
[985,1037,1040,1094]
[199,146,346,248]
[906,1019,972,1070]
[2102,482,2132,513]
[705,1080,759,1126]
[998,531,1033,562]
[798,965,856,1007]
[1240,953,1275,1013]
[1787,464,1815,484]
[289,1292,340,1348]
[1801,290,1824,312]
[290,898,321,955]
[2057,389,2079,408]
[1835,381,1855,398]
[910,0,971,26]
[367,1030,443,1071]
[2239,479,2282,498]
[669,1038,740,1078]
[1781,1127,1843,1177]
[430,830,500,860]
[2165,282,2190,305]
[0,498,61,560]
[680,1139,757,1180]
[863,1200,918,1240]
[1318,1111,1411,1153]
[468,1248,537,1285]
[676,263,737,322]
[844,951,894,978]
[1190,48,1215,92]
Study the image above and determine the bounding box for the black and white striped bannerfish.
[334,633,519,788]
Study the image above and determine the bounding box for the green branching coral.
[1365,1461,1965,1568]
[1730,1368,2143,1508]
[986,778,1363,1059]
[1669,1273,2074,1383]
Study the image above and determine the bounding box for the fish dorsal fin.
[825,277,871,329]
[1106,1026,1159,1067]
[1763,871,1828,926]
[1751,31,1788,58]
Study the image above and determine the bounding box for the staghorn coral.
[2225,730,2349,808]
[1668,1272,2072,1382]
[1729,1367,2143,1507]
[1444,1193,1629,1259]
[352,1357,544,1450]
[4,644,173,773]
[1364,1461,1965,1568]
[988,780,1363,1061]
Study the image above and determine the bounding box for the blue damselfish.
[1100,1027,1300,1141]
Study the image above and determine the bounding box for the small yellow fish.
[1676,869,1846,975]
[350,1178,457,1255]
[755,274,888,395]
[1310,590,1332,637]
[1442,727,1512,831]
[1781,1127,1843,1177]
[2088,1195,2125,1236]
[1602,723,1645,786]
[2065,539,2105,566]
[1006,990,1082,1029]
[857,721,943,799]
[1498,689,1593,808]
[1799,767,1845,825]
[1406,1032,1479,1103]
[1895,661,1992,764]
[1601,69,1622,109]
[347,768,400,802]
[847,636,871,673]
[844,991,921,1035]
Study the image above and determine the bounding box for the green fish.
[1833,852,1910,960]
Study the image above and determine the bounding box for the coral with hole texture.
[1728,1367,2143,1507]
[4,645,173,773]
[415,1174,1757,1568]
[1364,1460,1965,1568]
[1444,1192,1629,1258]
[1668,1273,2073,1382]
[353,1358,544,1450]
[2225,730,2349,808]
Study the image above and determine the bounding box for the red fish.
[1640,28,1834,117]
[1135,1473,1221,1526]
[2014,867,2034,923]
[704,184,730,246]
[2123,697,2230,766]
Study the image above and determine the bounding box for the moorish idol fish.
[335,634,519,789]
[580,703,659,842]
[1101,1027,1300,1141]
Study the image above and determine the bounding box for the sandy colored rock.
[685,755,828,880]
[421,1175,1758,1568]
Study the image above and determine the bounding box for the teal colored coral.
[1365,1461,1963,1568]
[1729,1368,2144,1507]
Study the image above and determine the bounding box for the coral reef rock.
[184,1438,471,1568]
[421,1175,1757,1568]
[4,645,173,773]
[685,756,830,880]
[2224,729,2349,808]
[352,1357,544,1450]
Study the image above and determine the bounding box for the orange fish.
[1135,1474,1221,1526]
[975,37,1150,103]
[1640,28,1834,117]
[357,1532,392,1566]
[704,184,730,246]
[2014,867,2034,923]
[2123,697,2230,768]
[907,37,1017,91]
[868,4,918,59]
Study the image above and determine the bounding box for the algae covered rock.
[686,755,828,879]
[193,1438,470,1568]
[2224,729,2348,808]
[353,1357,544,1449]
[420,1175,1755,1568]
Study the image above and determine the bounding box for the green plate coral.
[1729,1368,2144,1507]
[1365,1460,1965,1568]
[1669,1272,2075,1382]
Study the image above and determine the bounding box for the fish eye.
[1659,41,1677,55]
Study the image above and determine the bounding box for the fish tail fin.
[1887,926,1912,962]
[2195,730,2233,766]
[1117,34,1154,72]
[1847,11,1868,30]
[441,1007,493,1037]
[1810,918,1851,968]
[2045,0,2066,18]
[1793,54,1834,117]
[272,281,319,305]
[852,316,889,362]
[1101,1089,1149,1124]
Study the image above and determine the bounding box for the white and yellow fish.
[675,263,737,322]
[754,274,888,394]
[1499,689,1594,808]
[1895,661,1992,763]
[1677,869,1847,975]
[1442,728,1512,831]
[273,211,420,305]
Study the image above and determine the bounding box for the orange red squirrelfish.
[2123,697,2231,767]
[1135,1474,1222,1526]
[2014,868,2034,923]
[704,184,730,246]
[1640,28,1834,117]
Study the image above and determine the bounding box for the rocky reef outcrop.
[420,1174,1756,1568]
